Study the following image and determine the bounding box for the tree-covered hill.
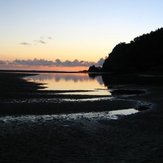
[102,28,163,73]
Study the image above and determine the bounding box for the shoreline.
[0,71,163,162]
[0,69,88,74]
[0,72,151,115]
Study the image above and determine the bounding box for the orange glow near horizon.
[0,64,88,71]
[0,43,108,63]
[32,66,89,71]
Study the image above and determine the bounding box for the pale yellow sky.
[0,34,114,62]
[0,0,162,64]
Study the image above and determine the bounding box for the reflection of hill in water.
[91,76,104,85]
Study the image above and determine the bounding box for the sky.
[0,0,163,70]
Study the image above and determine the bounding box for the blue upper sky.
[0,0,163,62]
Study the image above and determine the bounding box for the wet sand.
[0,72,163,162]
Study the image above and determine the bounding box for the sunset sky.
[0,0,163,70]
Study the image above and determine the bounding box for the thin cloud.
[96,58,105,66]
[20,42,32,45]
[0,58,105,69]
[38,40,46,44]
[11,59,95,67]
[54,59,95,67]
[48,37,52,40]
[40,36,52,40]
[0,60,6,64]
[40,36,44,39]
[20,36,52,46]
[13,59,53,66]
[34,40,46,44]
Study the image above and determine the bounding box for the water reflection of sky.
[25,73,110,95]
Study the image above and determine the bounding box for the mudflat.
[0,72,163,163]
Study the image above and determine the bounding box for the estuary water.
[0,72,147,121]
[22,73,144,118]
[24,73,111,96]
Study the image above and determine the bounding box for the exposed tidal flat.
[0,71,163,162]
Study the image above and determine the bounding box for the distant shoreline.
[0,69,88,74]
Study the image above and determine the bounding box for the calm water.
[25,73,111,96]
[0,73,145,121]
[22,73,146,120]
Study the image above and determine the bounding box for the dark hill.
[102,28,163,73]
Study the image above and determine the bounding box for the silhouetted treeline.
[102,28,163,73]
[88,65,102,73]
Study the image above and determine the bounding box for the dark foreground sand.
[0,72,163,163]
